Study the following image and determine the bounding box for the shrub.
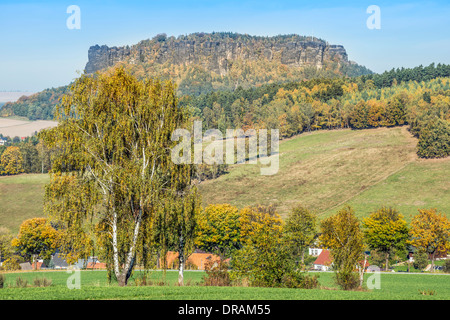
[335,271,360,291]
[185,260,198,271]
[2,256,21,271]
[413,251,429,271]
[442,259,450,273]
[134,273,150,287]
[33,277,52,287]
[15,277,28,288]
[133,273,169,287]
[202,259,231,286]
[281,271,319,289]
[419,289,436,296]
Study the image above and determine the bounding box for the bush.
[442,259,450,273]
[413,252,429,271]
[15,277,28,288]
[185,260,198,271]
[202,259,231,286]
[134,273,150,286]
[335,271,360,291]
[281,271,319,289]
[133,273,168,287]
[2,256,21,271]
[33,277,52,287]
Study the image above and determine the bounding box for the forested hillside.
[0,86,68,120]
[182,63,450,158]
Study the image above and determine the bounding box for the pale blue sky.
[1,0,449,91]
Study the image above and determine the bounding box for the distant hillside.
[0,92,35,103]
[0,86,69,120]
[0,33,373,121]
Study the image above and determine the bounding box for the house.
[37,253,69,269]
[75,256,103,269]
[308,248,323,257]
[366,265,380,272]
[0,139,6,146]
[313,249,332,271]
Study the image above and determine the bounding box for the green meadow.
[0,270,449,300]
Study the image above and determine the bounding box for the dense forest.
[180,63,450,159]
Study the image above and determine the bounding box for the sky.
[1,0,450,92]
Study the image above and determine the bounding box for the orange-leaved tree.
[409,209,450,272]
[11,218,59,270]
[0,146,24,175]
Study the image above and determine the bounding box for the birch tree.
[42,68,195,286]
[320,205,364,290]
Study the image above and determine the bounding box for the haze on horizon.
[1,0,450,92]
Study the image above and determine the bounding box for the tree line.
[0,136,52,175]
[2,203,449,291]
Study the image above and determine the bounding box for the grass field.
[0,174,50,234]
[0,270,449,300]
[198,126,450,221]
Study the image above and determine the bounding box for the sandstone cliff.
[85,33,349,75]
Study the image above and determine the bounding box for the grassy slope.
[0,174,49,234]
[199,126,450,222]
[0,270,449,300]
[0,126,448,234]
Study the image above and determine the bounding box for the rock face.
[85,45,132,74]
[84,33,349,75]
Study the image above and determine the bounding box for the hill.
[198,126,450,222]
[85,32,371,96]
[0,126,448,233]
[0,32,372,121]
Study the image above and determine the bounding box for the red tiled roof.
[86,262,107,269]
[313,249,332,266]
[161,251,222,270]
